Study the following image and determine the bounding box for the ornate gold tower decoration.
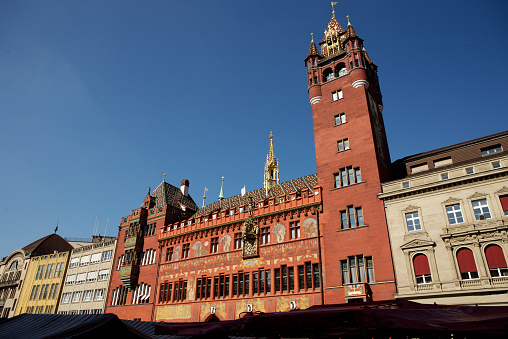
[319,4,346,58]
[242,197,259,259]
[264,132,279,195]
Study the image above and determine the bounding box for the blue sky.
[1,1,507,256]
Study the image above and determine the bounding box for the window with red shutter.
[485,245,508,278]
[413,254,432,284]
[457,248,479,280]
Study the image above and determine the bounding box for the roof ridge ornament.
[331,2,338,16]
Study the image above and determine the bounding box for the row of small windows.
[58,309,103,315]
[413,244,508,285]
[24,305,54,314]
[69,250,113,268]
[334,166,362,188]
[405,196,508,232]
[404,161,502,188]
[159,262,320,304]
[123,222,156,240]
[64,270,110,285]
[29,283,59,300]
[409,145,503,175]
[163,222,306,263]
[168,202,309,231]
[341,255,374,284]
[61,289,105,303]
[116,248,156,269]
[35,262,65,280]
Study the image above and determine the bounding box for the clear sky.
[1,1,507,257]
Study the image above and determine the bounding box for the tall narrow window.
[211,237,219,253]
[333,166,362,188]
[182,244,190,259]
[234,233,243,249]
[334,113,346,126]
[290,222,300,239]
[261,227,270,244]
[485,245,508,278]
[332,89,343,101]
[340,206,364,229]
[413,254,432,284]
[457,248,479,280]
[337,138,350,152]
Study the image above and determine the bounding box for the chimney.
[181,179,189,197]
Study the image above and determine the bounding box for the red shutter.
[500,195,508,212]
[457,248,477,273]
[413,254,431,276]
[485,245,507,269]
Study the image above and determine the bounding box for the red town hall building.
[105,11,396,321]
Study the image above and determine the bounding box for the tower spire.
[264,132,279,195]
[218,177,224,201]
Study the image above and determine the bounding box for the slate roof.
[192,174,318,217]
[151,182,199,213]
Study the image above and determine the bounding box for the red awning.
[500,195,508,212]
[457,248,477,273]
[413,254,431,276]
[486,245,507,269]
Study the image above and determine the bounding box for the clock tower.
[306,10,395,303]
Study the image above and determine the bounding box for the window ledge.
[336,148,351,154]
[330,181,365,191]
[334,122,348,127]
[337,224,368,232]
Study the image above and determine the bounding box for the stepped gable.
[151,182,199,212]
[22,233,73,256]
[192,173,318,217]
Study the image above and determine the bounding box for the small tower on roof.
[264,132,279,195]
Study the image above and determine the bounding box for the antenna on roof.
[54,220,59,234]
[104,217,109,238]
[92,216,99,236]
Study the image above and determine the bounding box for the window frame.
[445,204,464,225]
[405,211,422,232]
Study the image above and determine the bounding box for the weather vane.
[331,2,338,14]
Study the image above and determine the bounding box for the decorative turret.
[264,132,279,195]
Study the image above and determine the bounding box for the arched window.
[457,248,479,280]
[485,245,508,278]
[413,254,432,284]
[335,62,347,77]
[323,68,335,82]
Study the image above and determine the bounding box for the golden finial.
[347,15,351,26]
[163,173,166,182]
[311,32,314,42]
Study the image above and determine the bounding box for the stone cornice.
[379,169,508,202]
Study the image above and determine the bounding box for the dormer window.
[213,214,217,220]
[481,144,502,156]
[230,209,235,215]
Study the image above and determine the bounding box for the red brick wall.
[309,58,396,303]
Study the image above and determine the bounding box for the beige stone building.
[380,131,508,305]
[57,238,116,314]
[0,234,73,318]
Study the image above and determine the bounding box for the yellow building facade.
[15,252,69,315]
